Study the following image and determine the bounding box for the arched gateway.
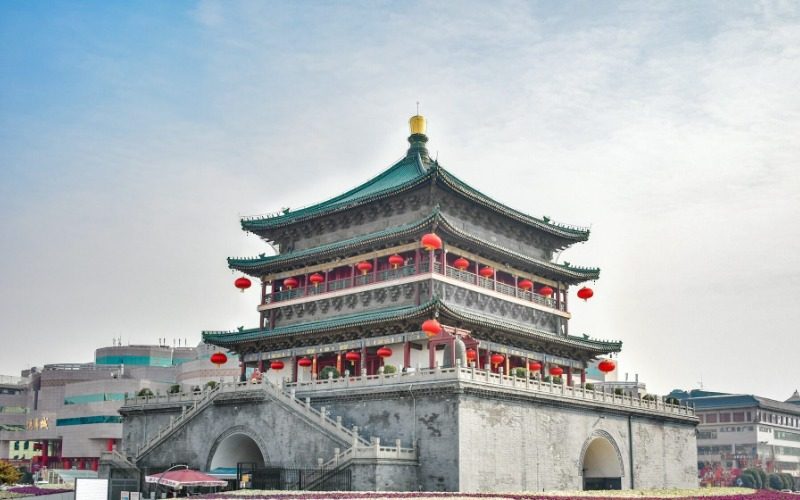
[207,427,267,473]
[579,431,625,490]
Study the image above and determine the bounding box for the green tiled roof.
[203,298,621,354]
[229,209,600,283]
[240,153,589,241]
[241,155,430,230]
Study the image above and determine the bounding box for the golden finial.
[409,101,426,135]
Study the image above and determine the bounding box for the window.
[13,442,19,450]
[775,430,800,442]
[733,412,745,422]
[706,414,719,423]
[23,441,29,450]
[698,431,717,439]
[720,413,732,423]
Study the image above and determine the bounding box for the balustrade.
[262,259,565,312]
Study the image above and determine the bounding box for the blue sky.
[1,1,799,400]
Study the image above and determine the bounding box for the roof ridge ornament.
[407,112,431,164]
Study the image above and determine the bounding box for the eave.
[228,210,600,284]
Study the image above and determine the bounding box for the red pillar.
[41,440,48,467]
[567,366,573,386]
[580,368,586,385]
[312,354,318,378]
[403,341,411,369]
[106,439,114,452]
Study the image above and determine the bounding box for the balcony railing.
[264,262,565,312]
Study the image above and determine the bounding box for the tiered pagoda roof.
[202,297,621,358]
[241,153,591,244]
[229,208,600,284]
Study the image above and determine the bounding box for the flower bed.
[193,489,797,500]
[4,486,73,497]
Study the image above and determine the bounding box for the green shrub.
[740,471,757,489]
[614,388,624,396]
[743,468,763,489]
[382,365,397,374]
[768,473,784,490]
[0,461,21,485]
[665,396,680,405]
[584,383,595,390]
[136,388,154,398]
[542,376,563,384]
[781,472,795,490]
[512,368,528,378]
[168,384,181,394]
[204,381,218,390]
[642,394,656,401]
[755,468,767,489]
[319,366,340,379]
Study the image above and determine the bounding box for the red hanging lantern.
[453,257,470,271]
[309,273,324,286]
[598,359,616,373]
[528,361,542,372]
[388,255,404,269]
[376,347,392,358]
[345,351,361,363]
[283,277,299,290]
[577,286,594,301]
[270,360,285,370]
[356,261,373,275]
[210,352,227,367]
[466,348,477,361]
[234,277,252,293]
[539,285,554,297]
[518,279,533,291]
[420,233,442,251]
[298,357,313,367]
[479,266,494,278]
[490,353,505,367]
[421,319,442,337]
[549,366,563,377]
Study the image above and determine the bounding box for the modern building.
[0,342,237,478]
[119,114,699,492]
[672,389,800,486]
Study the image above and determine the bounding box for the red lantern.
[528,361,542,372]
[270,360,285,370]
[490,353,505,367]
[466,349,477,361]
[283,277,299,290]
[345,351,361,363]
[577,286,594,301]
[421,319,442,337]
[518,279,533,291]
[479,266,494,278]
[453,257,470,270]
[234,277,252,293]
[298,357,312,367]
[539,285,554,297]
[210,352,227,367]
[388,255,404,269]
[356,261,373,275]
[420,233,442,251]
[376,347,392,358]
[598,359,616,373]
[309,273,324,286]
[549,366,563,377]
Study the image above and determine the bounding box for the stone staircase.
[127,380,414,470]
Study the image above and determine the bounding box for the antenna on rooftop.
[416,101,419,115]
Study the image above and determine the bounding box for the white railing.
[128,379,374,460]
[284,365,696,418]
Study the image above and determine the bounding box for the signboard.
[75,478,109,500]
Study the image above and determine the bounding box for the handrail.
[283,365,695,418]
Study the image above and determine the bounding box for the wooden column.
[567,366,573,386]
[336,352,342,374]
[312,354,318,379]
[372,256,379,283]
[261,280,268,305]
[404,340,411,369]
[580,368,586,385]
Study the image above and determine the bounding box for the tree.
[204,381,218,390]
[382,365,397,375]
[739,471,757,489]
[0,460,22,485]
[137,388,154,398]
[168,384,181,394]
[512,368,527,378]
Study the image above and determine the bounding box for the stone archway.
[579,430,625,490]
[206,426,267,473]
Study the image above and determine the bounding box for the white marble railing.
[284,365,696,418]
